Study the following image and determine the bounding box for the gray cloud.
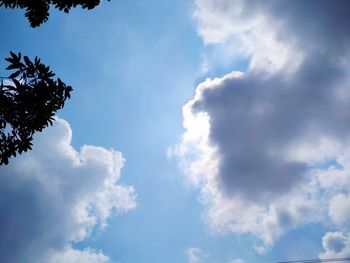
[195,0,350,54]
[193,50,350,200]
[0,118,136,263]
[192,0,350,200]
[174,0,350,246]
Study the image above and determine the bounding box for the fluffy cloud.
[0,118,136,263]
[319,232,350,259]
[173,0,350,248]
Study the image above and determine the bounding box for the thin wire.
[277,257,350,263]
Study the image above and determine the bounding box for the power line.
[277,258,350,263]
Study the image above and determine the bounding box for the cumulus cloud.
[0,118,136,263]
[173,0,350,248]
[319,232,350,259]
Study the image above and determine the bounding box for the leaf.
[9,51,17,59]
[5,57,15,63]
[24,56,31,66]
[9,70,21,79]
[6,64,18,70]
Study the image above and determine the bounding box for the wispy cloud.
[187,247,208,263]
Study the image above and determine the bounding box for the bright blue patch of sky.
[271,223,326,263]
[199,44,250,80]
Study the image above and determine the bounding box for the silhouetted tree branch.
[0,0,109,27]
[0,52,72,165]
[0,0,104,165]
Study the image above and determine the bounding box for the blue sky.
[1,1,350,263]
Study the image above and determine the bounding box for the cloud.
[229,259,245,263]
[187,247,208,263]
[194,0,350,71]
[329,193,350,226]
[319,232,350,259]
[0,118,136,263]
[173,0,350,248]
[46,247,110,263]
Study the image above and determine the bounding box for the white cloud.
[329,194,350,227]
[194,0,303,74]
[173,0,350,250]
[187,247,208,263]
[46,246,110,263]
[229,259,245,263]
[0,118,136,263]
[319,232,350,259]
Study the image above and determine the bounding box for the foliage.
[0,0,108,27]
[0,52,72,165]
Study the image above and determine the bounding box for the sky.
[0,0,350,262]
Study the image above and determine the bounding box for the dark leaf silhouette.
[0,52,72,165]
[0,0,109,27]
